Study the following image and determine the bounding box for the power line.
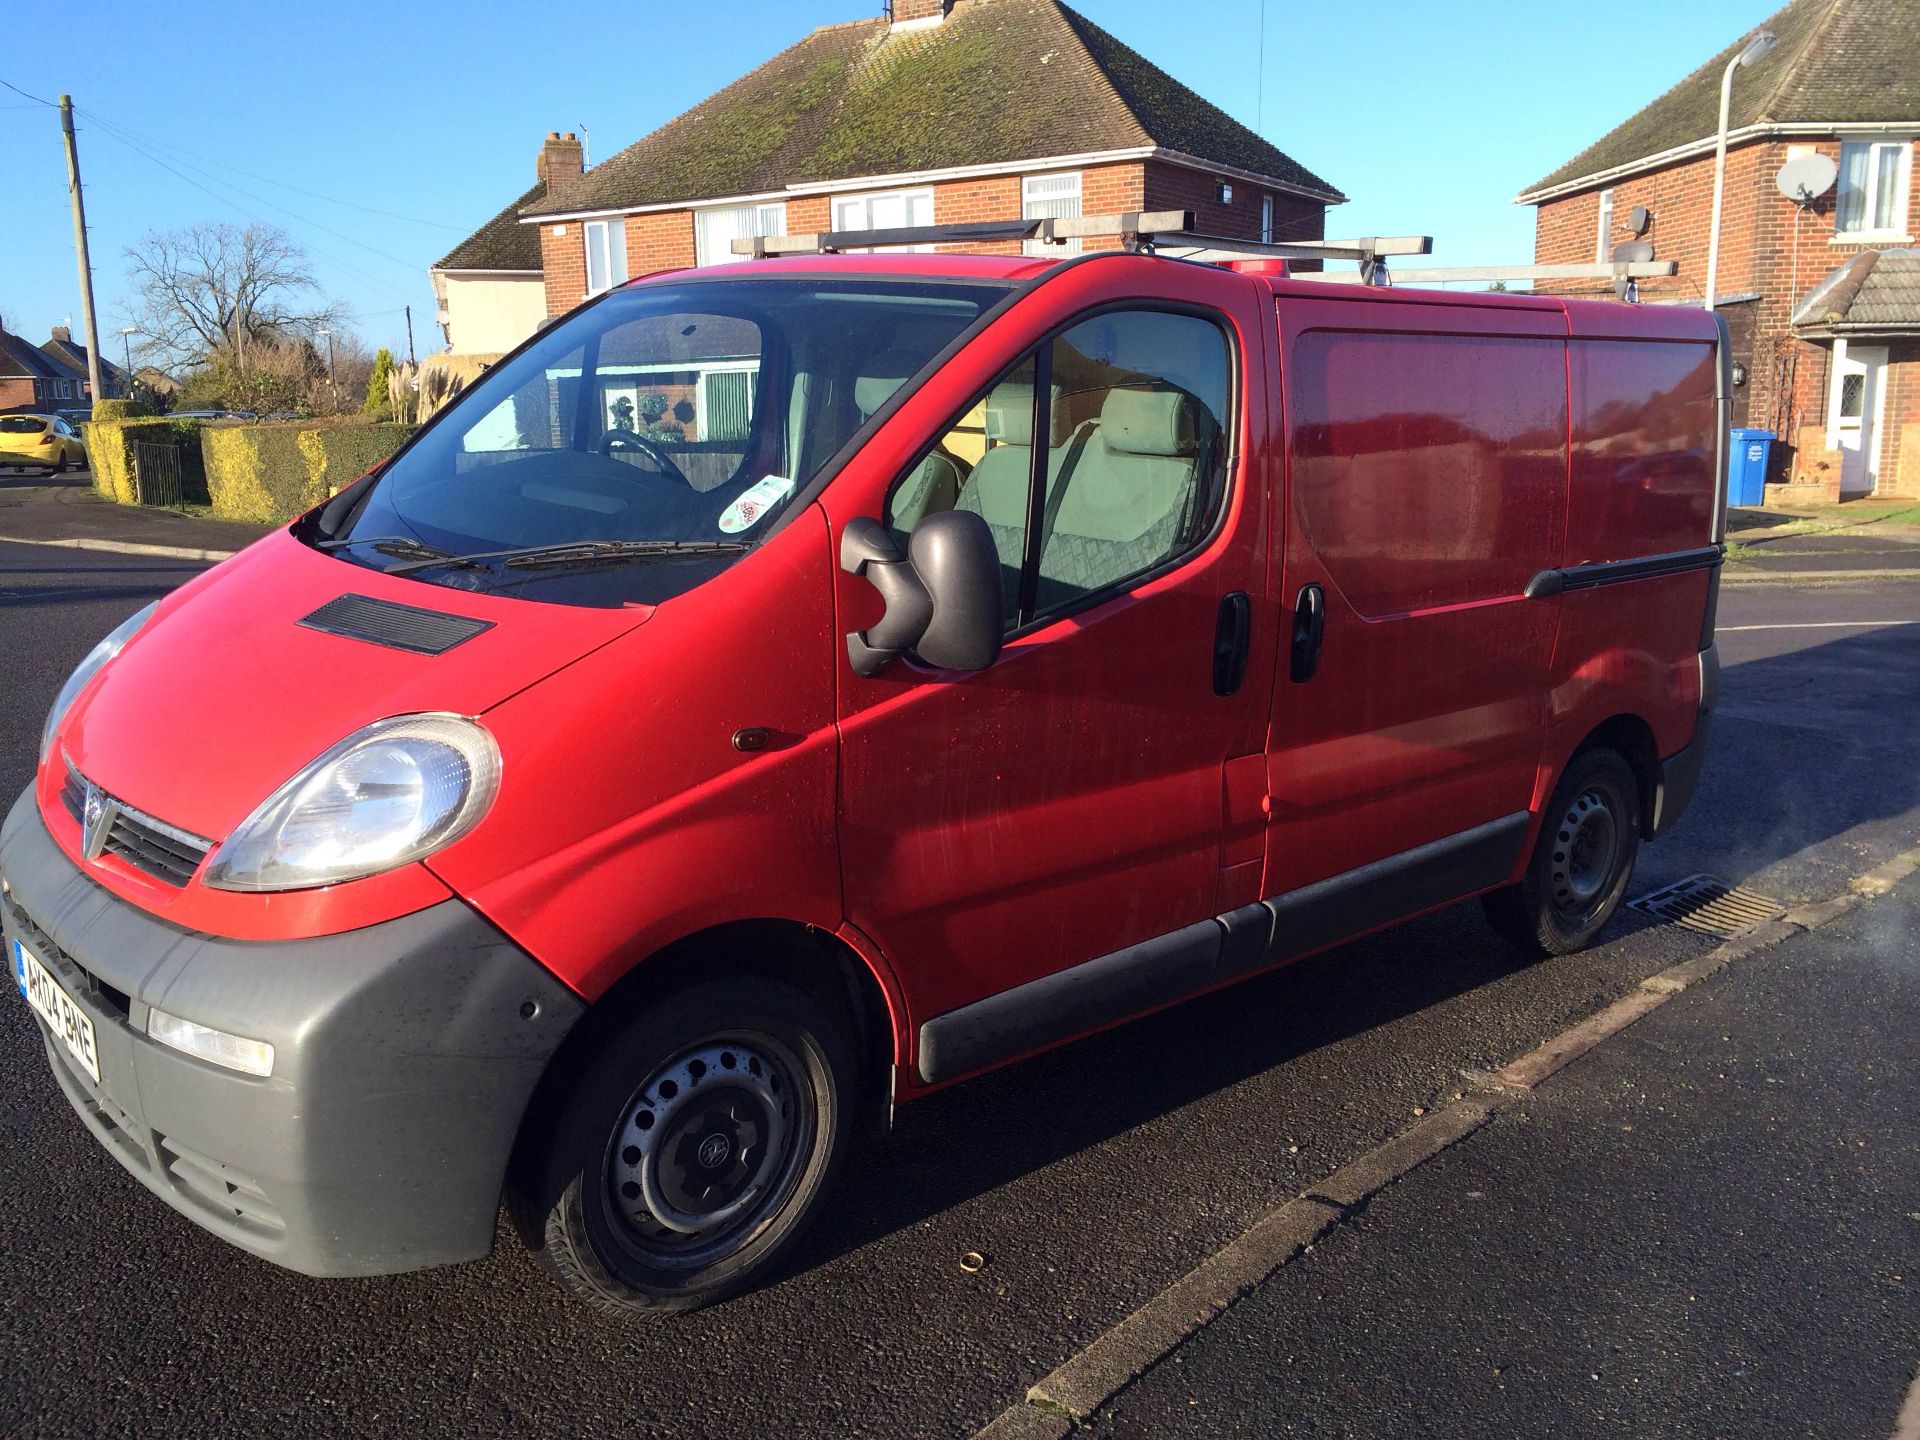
[87,126,421,309]
[79,109,429,274]
[72,103,465,232]
[0,77,55,106]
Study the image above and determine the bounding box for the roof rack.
[732,210,1435,285]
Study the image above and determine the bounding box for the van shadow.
[786,623,1919,1278]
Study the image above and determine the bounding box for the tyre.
[530,975,855,1316]
[1483,746,1641,957]
[51,455,68,476]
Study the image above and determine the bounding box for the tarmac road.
[0,530,1914,1439]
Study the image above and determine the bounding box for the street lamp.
[1703,28,1777,311]
[118,327,135,394]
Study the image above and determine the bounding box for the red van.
[3,231,1725,1316]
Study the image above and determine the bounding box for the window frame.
[693,201,789,267]
[583,218,628,297]
[831,187,936,250]
[1022,171,1084,258]
[1835,137,1914,239]
[1594,187,1614,263]
[879,298,1242,645]
[1260,193,1276,244]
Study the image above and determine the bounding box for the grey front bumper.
[0,789,583,1277]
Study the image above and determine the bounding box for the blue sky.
[3,0,1770,363]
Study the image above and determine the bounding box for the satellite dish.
[1611,239,1655,264]
[1776,152,1838,204]
[1627,205,1652,236]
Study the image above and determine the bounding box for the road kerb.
[1025,1197,1344,1421]
[1851,854,1919,897]
[970,865,1907,1439]
[1720,566,1920,585]
[0,534,238,562]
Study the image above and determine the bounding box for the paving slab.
[0,472,271,555]
[1091,881,1920,1440]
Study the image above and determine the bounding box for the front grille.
[159,1134,285,1240]
[61,761,212,888]
[103,809,211,887]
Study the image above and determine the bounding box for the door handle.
[1289,583,1325,683]
[1212,591,1251,696]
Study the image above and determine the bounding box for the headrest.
[854,350,922,416]
[1100,388,1196,457]
[984,382,1038,447]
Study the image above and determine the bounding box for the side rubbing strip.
[1239,811,1530,979]
[917,921,1220,1084]
[1526,545,1723,599]
[298,594,494,655]
[915,813,1532,1084]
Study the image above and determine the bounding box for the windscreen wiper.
[316,534,466,565]
[384,539,751,576]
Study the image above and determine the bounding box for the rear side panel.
[1538,300,1724,803]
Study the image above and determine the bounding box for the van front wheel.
[533,976,854,1315]
[1483,746,1641,957]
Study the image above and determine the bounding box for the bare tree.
[121,223,345,372]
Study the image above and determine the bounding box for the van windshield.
[325,277,1007,607]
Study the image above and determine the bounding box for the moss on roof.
[436,182,548,271]
[1523,0,1920,198]
[522,0,1341,218]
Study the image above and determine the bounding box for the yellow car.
[0,414,88,474]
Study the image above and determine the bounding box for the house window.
[832,188,935,249]
[1022,172,1082,257]
[1836,139,1912,236]
[694,202,787,267]
[1260,194,1275,244]
[1595,187,1615,262]
[55,380,70,400]
[584,219,628,295]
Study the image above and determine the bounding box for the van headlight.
[41,602,157,759]
[203,714,500,892]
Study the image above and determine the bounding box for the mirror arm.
[840,517,933,676]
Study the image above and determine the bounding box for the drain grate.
[1629,874,1786,938]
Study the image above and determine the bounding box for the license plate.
[13,937,100,1085]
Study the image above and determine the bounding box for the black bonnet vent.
[298,594,494,655]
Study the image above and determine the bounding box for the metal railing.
[133,442,182,508]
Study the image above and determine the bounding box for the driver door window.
[883,308,1231,631]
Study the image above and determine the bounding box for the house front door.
[1832,344,1888,496]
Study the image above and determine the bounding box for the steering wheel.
[597,428,692,489]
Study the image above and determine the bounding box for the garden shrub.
[83,418,207,505]
[202,421,413,522]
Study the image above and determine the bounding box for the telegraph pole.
[58,96,106,408]
[404,304,417,366]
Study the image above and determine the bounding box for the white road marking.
[1719,621,1919,631]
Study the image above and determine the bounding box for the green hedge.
[201,422,414,523]
[83,418,206,505]
[90,398,151,422]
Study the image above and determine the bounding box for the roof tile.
[1523,0,1920,198]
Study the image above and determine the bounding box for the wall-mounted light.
[1214,181,1234,204]
[1731,361,1749,387]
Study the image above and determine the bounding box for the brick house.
[1518,0,1919,501]
[0,320,86,412]
[40,325,131,400]
[440,0,1340,336]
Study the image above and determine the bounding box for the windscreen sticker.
[718,475,796,534]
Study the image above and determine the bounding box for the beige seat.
[1033,386,1203,612]
[862,351,963,533]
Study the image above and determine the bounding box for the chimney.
[890,0,952,27]
[51,325,71,344]
[537,131,585,196]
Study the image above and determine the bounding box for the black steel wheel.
[1483,746,1641,957]
[531,975,854,1316]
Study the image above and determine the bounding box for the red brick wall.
[0,377,36,410]
[538,161,1330,312]
[1533,137,1919,491]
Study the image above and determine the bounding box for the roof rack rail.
[731,211,1436,285]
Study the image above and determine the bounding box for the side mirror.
[840,511,1004,676]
